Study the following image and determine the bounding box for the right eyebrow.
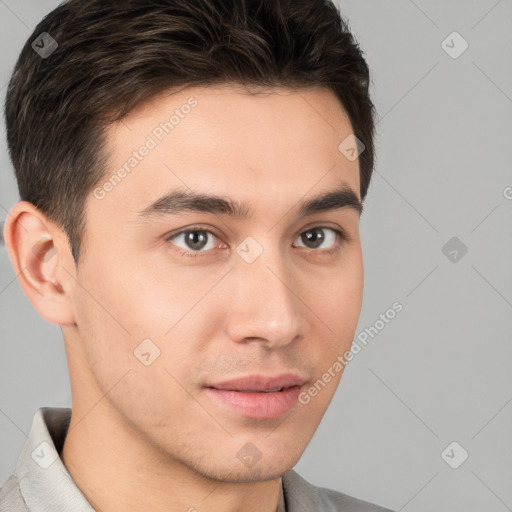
[137,189,251,220]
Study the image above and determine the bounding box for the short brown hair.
[5,0,376,265]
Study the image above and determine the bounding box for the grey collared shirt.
[0,407,394,511]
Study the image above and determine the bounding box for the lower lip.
[205,385,303,419]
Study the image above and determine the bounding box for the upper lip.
[207,373,307,392]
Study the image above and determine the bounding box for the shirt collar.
[15,407,95,512]
[15,407,287,511]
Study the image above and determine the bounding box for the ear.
[3,201,76,326]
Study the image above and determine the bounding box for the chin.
[200,462,293,484]
[184,449,299,484]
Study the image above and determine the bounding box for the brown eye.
[294,227,344,251]
[166,228,220,257]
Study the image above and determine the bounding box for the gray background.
[1,1,511,511]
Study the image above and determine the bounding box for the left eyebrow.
[297,186,363,217]
[136,184,363,220]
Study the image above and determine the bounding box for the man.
[0,0,394,510]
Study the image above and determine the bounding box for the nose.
[224,244,304,349]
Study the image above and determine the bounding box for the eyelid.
[166,224,221,240]
[298,222,352,242]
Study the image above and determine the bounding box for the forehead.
[91,84,361,223]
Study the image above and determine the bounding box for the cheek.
[71,279,133,387]
[72,253,212,391]
[301,250,363,387]
[76,247,181,338]
[70,253,159,383]
[70,268,196,426]
[309,252,363,336]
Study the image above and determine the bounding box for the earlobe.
[3,201,76,326]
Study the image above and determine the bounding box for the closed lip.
[206,373,307,392]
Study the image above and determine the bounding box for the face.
[65,84,364,482]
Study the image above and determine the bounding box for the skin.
[4,84,364,512]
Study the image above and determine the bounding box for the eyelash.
[165,225,351,259]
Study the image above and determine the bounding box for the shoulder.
[282,469,395,512]
[0,474,30,511]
